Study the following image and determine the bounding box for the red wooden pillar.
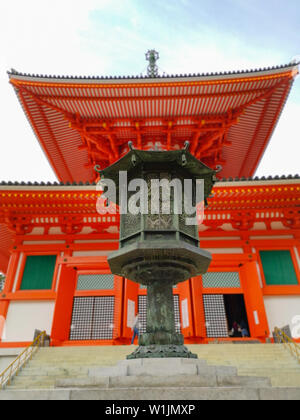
[113,276,125,343]
[51,264,77,345]
[0,301,9,341]
[2,252,20,294]
[0,252,20,341]
[240,261,269,341]
[190,276,206,343]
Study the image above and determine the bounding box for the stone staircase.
[0,344,299,400]
[189,344,300,388]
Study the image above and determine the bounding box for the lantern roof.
[97,144,217,204]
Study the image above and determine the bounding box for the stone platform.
[55,357,272,389]
[2,357,300,400]
[1,345,300,400]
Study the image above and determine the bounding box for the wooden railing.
[0,331,46,389]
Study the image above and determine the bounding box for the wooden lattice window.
[69,296,115,340]
[77,274,114,290]
[203,295,229,338]
[202,272,241,289]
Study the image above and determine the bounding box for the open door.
[51,265,77,345]
[122,279,139,341]
[240,261,269,340]
[177,280,194,339]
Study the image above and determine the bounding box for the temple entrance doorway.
[224,294,250,338]
[203,294,250,339]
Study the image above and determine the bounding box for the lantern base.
[127,344,198,360]
[139,332,184,346]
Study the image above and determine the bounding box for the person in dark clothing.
[229,321,242,338]
[240,320,250,338]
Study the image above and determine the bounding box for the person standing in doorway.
[131,313,140,345]
[240,320,250,338]
[229,321,242,338]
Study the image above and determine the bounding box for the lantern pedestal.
[108,241,212,285]
[108,242,211,359]
[127,279,197,359]
[127,345,197,359]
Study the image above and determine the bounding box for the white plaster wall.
[27,228,45,235]
[48,227,63,235]
[72,251,110,257]
[264,296,300,338]
[199,236,241,241]
[220,223,236,231]
[271,221,286,230]
[251,222,267,230]
[79,227,94,235]
[204,248,244,254]
[23,241,65,245]
[2,301,55,342]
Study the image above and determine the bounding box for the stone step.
[8,377,57,389]
[237,371,300,387]
[11,372,271,390]
[12,364,300,376]
[202,353,295,356]
[33,345,290,354]
[3,343,300,392]
[203,358,297,363]
[42,355,286,360]
[26,360,125,366]
[34,353,288,358]
[210,363,299,369]
[55,374,271,389]
[33,353,289,359]
[1,386,300,400]
[203,356,294,359]
[18,367,90,377]
[238,368,300,374]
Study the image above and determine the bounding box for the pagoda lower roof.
[1,176,300,274]
[1,174,300,188]
[8,63,299,183]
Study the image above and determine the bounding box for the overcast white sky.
[0,0,299,182]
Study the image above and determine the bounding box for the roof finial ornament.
[146,50,159,78]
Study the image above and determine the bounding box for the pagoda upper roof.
[8,62,299,183]
[7,62,298,82]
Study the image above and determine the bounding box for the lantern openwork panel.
[120,163,200,251]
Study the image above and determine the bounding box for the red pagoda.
[0,54,299,347]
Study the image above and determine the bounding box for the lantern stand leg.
[127,279,197,359]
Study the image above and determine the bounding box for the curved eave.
[8,62,299,84]
[8,63,299,183]
[0,176,299,197]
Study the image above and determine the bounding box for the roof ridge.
[7,61,299,81]
[0,175,300,187]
